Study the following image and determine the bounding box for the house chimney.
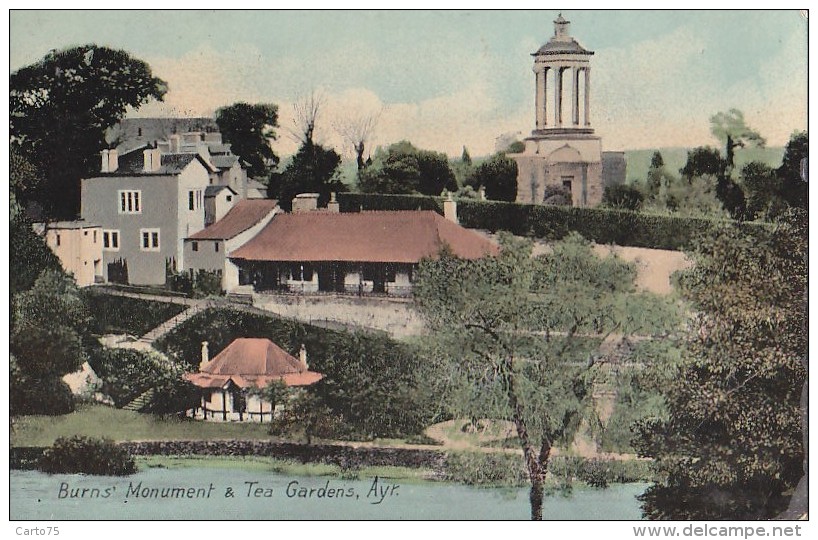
[101,149,110,173]
[108,149,119,172]
[299,344,308,370]
[143,148,161,172]
[170,134,181,153]
[292,193,319,213]
[443,191,458,224]
[200,341,209,370]
[327,192,340,213]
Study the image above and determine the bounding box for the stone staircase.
[122,388,155,412]
[138,300,211,344]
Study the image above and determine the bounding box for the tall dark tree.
[679,147,725,181]
[466,153,518,202]
[635,212,807,519]
[273,140,346,211]
[10,45,167,218]
[710,109,766,172]
[358,141,456,196]
[646,151,667,197]
[777,131,808,208]
[215,102,280,178]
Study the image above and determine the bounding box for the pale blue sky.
[9,10,808,157]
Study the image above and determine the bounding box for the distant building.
[81,147,215,285]
[111,117,218,155]
[228,203,499,296]
[510,15,624,207]
[185,338,322,422]
[33,221,103,287]
[184,199,280,291]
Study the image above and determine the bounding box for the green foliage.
[777,131,807,208]
[247,379,291,412]
[12,270,91,378]
[602,184,645,211]
[457,199,765,251]
[541,185,572,206]
[710,109,766,170]
[271,140,346,211]
[39,436,136,476]
[461,146,472,166]
[155,308,437,438]
[679,146,725,180]
[741,161,785,220]
[466,152,518,201]
[83,291,185,336]
[634,210,807,519]
[358,141,456,196]
[10,45,166,218]
[415,233,653,519]
[10,365,75,416]
[166,268,223,298]
[215,102,279,178]
[337,192,443,213]
[443,452,528,487]
[89,348,198,414]
[10,218,63,296]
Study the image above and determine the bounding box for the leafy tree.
[215,102,280,178]
[247,379,291,415]
[646,151,669,198]
[358,141,456,196]
[602,184,644,211]
[710,109,765,171]
[679,147,725,181]
[10,45,167,218]
[741,161,784,220]
[777,131,808,208]
[11,217,63,296]
[634,211,807,519]
[272,140,346,211]
[11,270,92,415]
[414,233,657,520]
[541,185,572,206]
[467,153,518,202]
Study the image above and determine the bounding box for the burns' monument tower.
[510,15,624,207]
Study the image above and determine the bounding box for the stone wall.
[252,293,425,338]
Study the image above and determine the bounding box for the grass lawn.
[11,403,273,447]
[137,455,436,483]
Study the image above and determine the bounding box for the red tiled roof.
[229,211,499,263]
[188,199,278,240]
[184,337,322,389]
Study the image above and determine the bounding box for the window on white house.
[188,189,204,211]
[140,228,160,251]
[214,242,220,253]
[118,190,141,214]
[55,234,61,247]
[103,230,120,251]
[93,230,97,243]
[192,241,199,252]
[226,195,233,202]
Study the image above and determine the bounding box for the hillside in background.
[623,147,786,185]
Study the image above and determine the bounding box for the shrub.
[542,185,572,206]
[337,192,443,213]
[83,291,185,336]
[603,184,645,211]
[10,374,75,416]
[443,452,528,487]
[39,436,136,476]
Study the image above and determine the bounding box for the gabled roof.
[210,154,240,169]
[96,148,217,176]
[188,199,278,240]
[204,185,237,197]
[184,338,322,388]
[229,210,499,264]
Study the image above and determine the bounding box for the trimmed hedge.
[337,192,444,213]
[83,290,186,336]
[336,192,768,251]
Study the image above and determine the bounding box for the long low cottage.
[227,208,499,296]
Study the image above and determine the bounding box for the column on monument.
[584,67,591,126]
[554,66,562,126]
[572,66,580,125]
[535,67,546,129]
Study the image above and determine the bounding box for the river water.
[10,467,647,520]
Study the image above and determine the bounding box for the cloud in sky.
[10,10,807,157]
